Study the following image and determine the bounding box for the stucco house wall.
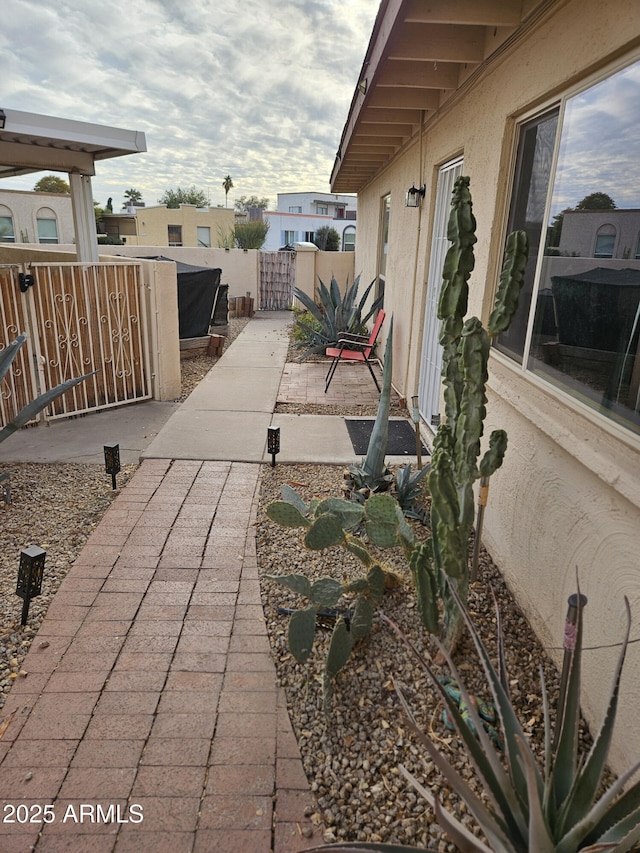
[101,204,235,247]
[559,209,640,259]
[262,210,357,253]
[0,189,75,245]
[350,0,640,774]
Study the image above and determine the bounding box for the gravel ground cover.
[0,313,582,851]
[256,463,566,849]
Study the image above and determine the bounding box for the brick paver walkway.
[0,460,316,852]
[278,361,384,406]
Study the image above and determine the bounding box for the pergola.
[0,108,146,261]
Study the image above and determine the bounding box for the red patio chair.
[324,310,386,393]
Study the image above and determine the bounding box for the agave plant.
[0,333,94,445]
[303,588,640,852]
[293,273,383,358]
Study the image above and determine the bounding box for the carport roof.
[0,108,146,180]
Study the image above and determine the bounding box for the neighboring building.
[0,189,75,245]
[262,192,357,251]
[100,204,234,248]
[558,209,640,259]
[332,0,640,774]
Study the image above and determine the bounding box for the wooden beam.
[377,59,460,90]
[402,0,523,27]
[354,122,414,137]
[389,23,485,63]
[366,89,441,111]
[361,107,422,124]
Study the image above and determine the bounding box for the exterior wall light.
[405,185,426,208]
[16,546,46,625]
[267,427,280,467]
[104,443,121,489]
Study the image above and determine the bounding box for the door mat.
[345,418,429,457]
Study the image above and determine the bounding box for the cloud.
[552,60,640,212]
[2,0,379,208]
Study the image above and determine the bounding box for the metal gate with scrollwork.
[0,261,152,428]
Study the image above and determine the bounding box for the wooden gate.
[259,251,296,310]
[0,261,152,427]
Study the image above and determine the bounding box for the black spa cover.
[137,257,224,339]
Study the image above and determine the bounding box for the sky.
[1,0,380,210]
[551,59,640,215]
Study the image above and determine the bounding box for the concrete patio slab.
[0,401,179,465]
[218,339,290,368]
[269,413,356,464]
[142,410,273,462]
[180,365,284,412]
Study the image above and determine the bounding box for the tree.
[158,186,208,209]
[222,175,234,208]
[123,188,143,208]
[314,225,340,251]
[34,175,70,194]
[235,195,269,214]
[575,191,617,210]
[547,207,573,250]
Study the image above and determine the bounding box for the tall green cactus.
[266,176,528,699]
[428,176,528,650]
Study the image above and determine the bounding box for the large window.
[497,58,640,433]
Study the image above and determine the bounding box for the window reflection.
[503,59,640,432]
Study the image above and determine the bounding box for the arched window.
[342,225,356,252]
[0,205,15,242]
[594,223,616,258]
[36,207,59,244]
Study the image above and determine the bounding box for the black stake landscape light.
[267,427,280,467]
[16,545,46,626]
[104,443,121,489]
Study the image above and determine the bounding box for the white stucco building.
[262,192,357,251]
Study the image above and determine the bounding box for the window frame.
[197,225,211,248]
[342,226,356,252]
[0,214,15,243]
[37,213,59,244]
[493,52,640,438]
[168,224,183,247]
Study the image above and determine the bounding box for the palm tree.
[222,175,234,208]
[123,188,143,208]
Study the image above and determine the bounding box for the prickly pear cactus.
[266,488,407,710]
[429,175,528,650]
